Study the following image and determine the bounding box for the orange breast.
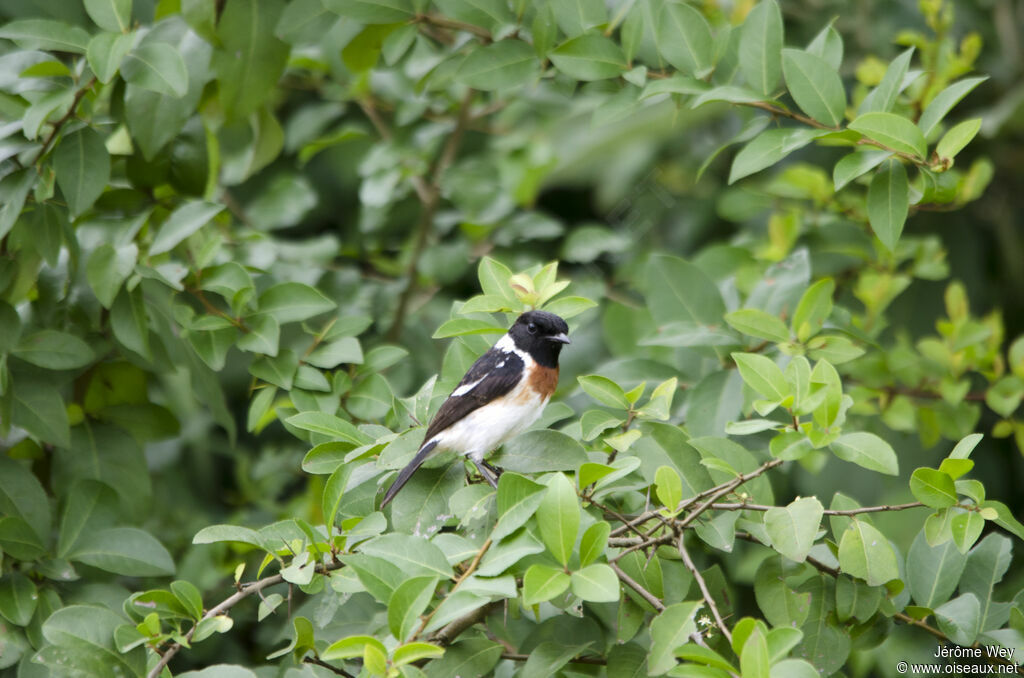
[524,365,559,400]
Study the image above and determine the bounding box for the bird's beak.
[548,332,571,344]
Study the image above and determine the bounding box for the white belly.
[431,388,548,463]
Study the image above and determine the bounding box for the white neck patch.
[494,333,516,353]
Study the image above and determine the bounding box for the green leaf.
[213,0,290,120]
[907,529,967,609]
[53,126,111,216]
[536,473,579,567]
[579,521,610,568]
[655,2,714,77]
[322,634,388,661]
[388,576,437,641]
[732,352,789,401]
[14,330,95,370]
[0,456,50,548]
[918,76,987,139]
[830,432,899,475]
[806,21,843,70]
[541,295,598,319]
[522,564,570,606]
[493,472,547,542]
[256,282,336,323]
[68,526,175,576]
[909,467,958,508]
[725,309,790,342]
[0,169,37,240]
[649,602,702,675]
[739,0,783,95]
[833,149,891,190]
[807,335,864,365]
[866,159,909,251]
[171,580,204,620]
[951,511,985,554]
[860,47,914,114]
[236,313,280,356]
[838,521,899,586]
[0,573,37,626]
[791,278,834,341]
[457,40,539,90]
[84,0,131,32]
[936,118,981,162]
[934,593,981,646]
[646,254,726,327]
[961,533,1012,631]
[549,0,606,37]
[322,462,353,533]
[322,0,414,22]
[729,127,828,183]
[12,382,71,448]
[122,43,189,98]
[570,563,619,602]
[87,243,137,308]
[741,626,770,678]
[781,48,846,127]
[40,605,145,677]
[577,374,630,409]
[849,112,927,158]
[150,201,225,255]
[0,19,91,53]
[581,410,624,441]
[432,318,505,338]
[765,496,824,563]
[87,31,135,83]
[192,524,267,549]
[393,642,444,666]
[306,337,363,368]
[550,34,627,81]
[57,479,118,557]
[477,256,514,300]
[655,465,683,512]
[491,430,589,472]
[360,534,453,579]
[286,411,368,445]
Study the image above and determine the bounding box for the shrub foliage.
[0,0,1022,677]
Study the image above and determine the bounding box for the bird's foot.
[480,460,504,479]
[474,461,500,488]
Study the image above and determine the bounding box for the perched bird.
[381,310,570,506]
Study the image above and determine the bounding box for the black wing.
[423,347,525,442]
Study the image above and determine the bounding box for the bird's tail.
[380,439,439,507]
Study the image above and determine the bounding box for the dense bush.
[1,0,1023,677]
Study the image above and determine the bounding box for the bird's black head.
[508,310,570,367]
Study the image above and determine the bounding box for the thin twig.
[428,601,501,645]
[33,77,97,165]
[677,534,732,643]
[738,100,834,130]
[677,459,786,530]
[610,562,665,612]
[387,89,476,340]
[302,656,356,677]
[146,562,344,678]
[609,458,784,537]
[709,501,924,515]
[411,537,492,641]
[609,534,674,563]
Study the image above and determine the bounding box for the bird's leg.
[481,459,504,479]
[474,462,499,488]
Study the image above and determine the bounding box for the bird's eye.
[527,322,537,334]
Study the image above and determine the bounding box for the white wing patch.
[451,378,482,397]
